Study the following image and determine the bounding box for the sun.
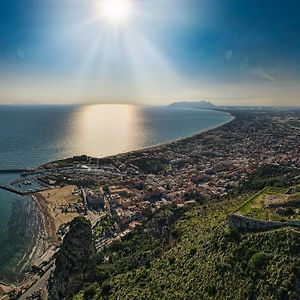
[98,0,133,25]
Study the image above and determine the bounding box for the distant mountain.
[168,100,217,109]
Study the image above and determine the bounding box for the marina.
[0,171,49,195]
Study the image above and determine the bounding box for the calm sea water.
[0,104,231,282]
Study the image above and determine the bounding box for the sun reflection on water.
[71,104,144,157]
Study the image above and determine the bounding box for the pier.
[0,168,47,195]
[0,169,35,173]
[0,184,32,195]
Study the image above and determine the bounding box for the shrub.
[224,227,240,241]
[101,282,111,296]
[189,247,197,256]
[83,284,97,300]
[205,284,217,296]
[248,252,271,270]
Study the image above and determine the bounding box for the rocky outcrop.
[48,217,96,299]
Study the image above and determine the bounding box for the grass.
[68,164,300,299]
[237,186,300,222]
[73,192,300,300]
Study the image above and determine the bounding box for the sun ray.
[72,0,188,102]
[97,0,133,25]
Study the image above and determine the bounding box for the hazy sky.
[0,0,300,106]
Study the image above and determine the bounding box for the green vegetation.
[72,192,300,299]
[49,217,96,300]
[94,217,115,238]
[131,157,171,174]
[241,165,299,190]
[238,186,300,222]
[92,208,182,285]
[69,166,300,299]
[248,251,271,270]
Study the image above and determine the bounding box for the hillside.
[49,217,96,299]
[168,100,217,109]
[104,204,300,299]
[72,187,300,299]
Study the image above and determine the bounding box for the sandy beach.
[32,185,82,249]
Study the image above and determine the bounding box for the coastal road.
[19,264,54,300]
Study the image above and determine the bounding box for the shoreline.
[109,111,235,160]
[0,108,233,181]
[31,194,59,249]
[40,109,234,169]
[0,196,41,286]
[27,111,234,264]
[1,107,298,298]
[1,108,234,288]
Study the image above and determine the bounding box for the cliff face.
[49,217,96,299]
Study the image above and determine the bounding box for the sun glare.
[99,0,133,25]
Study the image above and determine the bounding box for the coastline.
[40,109,234,168]
[29,110,234,262]
[0,195,40,286]
[2,108,234,288]
[31,194,59,249]
[111,110,235,159]
[4,107,299,299]
[31,109,233,248]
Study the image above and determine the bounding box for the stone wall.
[228,213,284,230]
[286,220,300,227]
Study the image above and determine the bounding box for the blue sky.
[0,0,299,105]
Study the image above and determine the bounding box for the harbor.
[0,170,49,195]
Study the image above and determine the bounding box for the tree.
[48,217,96,299]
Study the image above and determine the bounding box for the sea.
[0,104,232,282]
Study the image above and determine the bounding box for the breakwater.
[0,184,32,196]
[0,169,34,173]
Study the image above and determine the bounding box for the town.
[1,108,299,299]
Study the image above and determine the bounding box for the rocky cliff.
[48,217,96,299]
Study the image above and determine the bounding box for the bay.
[0,104,232,282]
